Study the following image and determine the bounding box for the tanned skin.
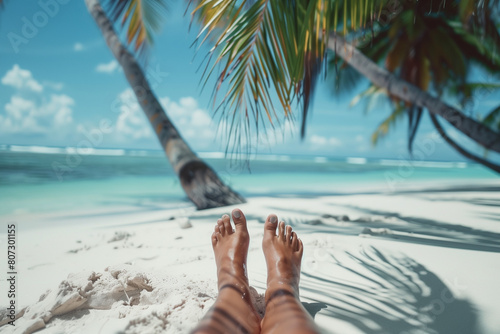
[191,208,320,334]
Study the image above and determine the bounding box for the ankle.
[218,273,250,292]
[218,279,254,306]
[265,281,299,303]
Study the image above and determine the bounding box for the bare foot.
[262,214,304,301]
[211,208,251,299]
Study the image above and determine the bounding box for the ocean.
[2,146,500,334]
[0,145,497,216]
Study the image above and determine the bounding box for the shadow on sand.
[301,246,479,334]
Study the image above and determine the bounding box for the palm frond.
[407,106,422,152]
[450,82,500,108]
[448,21,500,73]
[190,0,391,148]
[350,84,386,113]
[371,103,405,145]
[192,0,500,153]
[431,112,500,174]
[191,0,290,154]
[103,0,168,56]
[297,0,332,137]
[190,0,332,148]
[327,57,364,96]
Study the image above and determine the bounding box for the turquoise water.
[0,148,497,216]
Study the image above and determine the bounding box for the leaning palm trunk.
[328,34,500,155]
[85,0,244,209]
[429,114,500,173]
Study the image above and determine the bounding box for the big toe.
[232,208,247,232]
[263,214,278,240]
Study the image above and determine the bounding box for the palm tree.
[82,0,244,209]
[188,0,500,172]
[0,0,244,209]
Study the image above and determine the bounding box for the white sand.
[1,183,500,333]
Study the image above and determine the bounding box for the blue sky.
[1,0,499,162]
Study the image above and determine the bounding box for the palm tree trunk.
[85,0,245,209]
[429,113,500,173]
[328,33,500,154]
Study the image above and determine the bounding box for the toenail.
[270,215,277,223]
[233,210,241,218]
[222,214,229,219]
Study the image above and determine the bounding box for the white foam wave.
[198,152,225,159]
[9,145,66,154]
[379,159,468,169]
[346,157,367,165]
[64,147,126,156]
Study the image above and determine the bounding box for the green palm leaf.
[190,0,386,146]
[190,0,297,146]
[104,0,168,54]
[190,0,500,156]
[371,103,405,145]
[448,22,500,73]
[192,0,408,138]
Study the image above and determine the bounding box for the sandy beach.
[2,0,500,332]
[1,180,500,334]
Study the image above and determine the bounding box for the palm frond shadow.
[301,247,479,334]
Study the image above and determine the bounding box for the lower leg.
[261,288,319,334]
[261,216,320,334]
[193,286,260,334]
[191,209,261,334]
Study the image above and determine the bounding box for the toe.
[297,238,304,256]
[217,219,225,236]
[291,232,298,250]
[211,232,218,247]
[263,214,278,240]
[285,225,293,244]
[278,221,286,242]
[222,214,233,235]
[232,208,247,232]
[264,213,278,237]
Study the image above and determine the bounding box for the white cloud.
[309,134,342,148]
[0,65,74,135]
[43,81,64,91]
[160,96,216,146]
[74,43,84,51]
[110,90,217,148]
[114,89,152,139]
[1,65,43,92]
[1,94,74,134]
[96,60,119,74]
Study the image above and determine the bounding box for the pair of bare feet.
[192,208,319,334]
